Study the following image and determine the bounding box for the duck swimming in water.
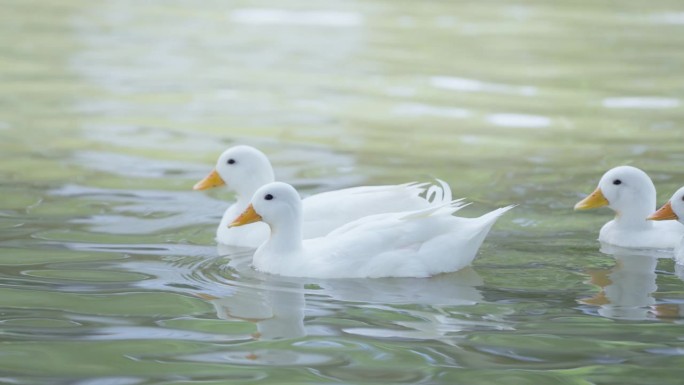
[193,145,453,248]
[574,166,684,249]
[229,181,513,278]
[649,186,684,263]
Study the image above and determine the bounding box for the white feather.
[238,182,514,278]
[199,145,454,247]
[653,186,684,263]
[576,166,684,249]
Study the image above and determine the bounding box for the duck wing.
[300,204,513,278]
[301,180,453,237]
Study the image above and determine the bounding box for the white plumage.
[574,166,684,249]
[649,186,684,263]
[230,182,513,278]
[194,145,453,247]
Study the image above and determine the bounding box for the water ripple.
[229,9,363,27]
[487,113,551,128]
[392,103,472,119]
[430,76,537,96]
[602,97,681,109]
[651,12,684,25]
[177,349,347,367]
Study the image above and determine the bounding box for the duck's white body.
[215,182,449,248]
[597,219,684,250]
[575,166,684,250]
[195,145,452,248]
[649,186,684,263]
[231,182,513,279]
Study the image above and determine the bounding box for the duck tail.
[424,178,453,205]
[400,181,430,196]
[475,204,517,231]
[481,204,516,219]
[399,198,470,221]
[403,178,456,206]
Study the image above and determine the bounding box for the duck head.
[648,186,684,223]
[193,145,275,199]
[230,182,303,230]
[574,166,656,222]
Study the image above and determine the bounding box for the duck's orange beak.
[193,169,225,190]
[574,187,609,210]
[229,204,262,227]
[648,201,678,221]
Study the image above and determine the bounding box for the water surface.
[2,0,684,384]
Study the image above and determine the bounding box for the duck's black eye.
[681,195,684,202]
[613,179,622,185]
[265,194,273,201]
[227,158,236,165]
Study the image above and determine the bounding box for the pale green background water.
[2,0,684,384]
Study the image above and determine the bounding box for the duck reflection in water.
[199,266,488,346]
[579,243,676,320]
[197,281,306,341]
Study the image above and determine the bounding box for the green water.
[2,0,684,384]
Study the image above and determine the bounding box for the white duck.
[648,186,684,264]
[229,182,513,278]
[574,165,684,249]
[194,145,452,248]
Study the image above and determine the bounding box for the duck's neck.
[612,196,655,230]
[254,204,303,267]
[266,216,304,255]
